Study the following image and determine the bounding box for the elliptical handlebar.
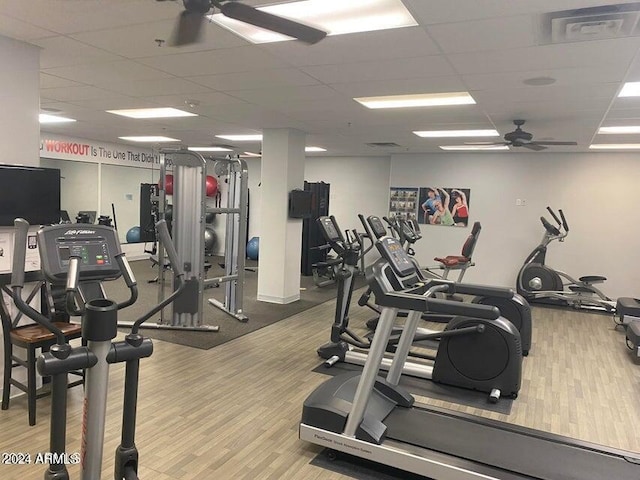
[10,218,67,345]
[10,218,28,289]
[546,206,562,226]
[558,209,569,232]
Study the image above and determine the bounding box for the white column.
[257,129,305,304]
[0,35,40,166]
[0,34,41,402]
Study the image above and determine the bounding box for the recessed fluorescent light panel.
[39,114,76,124]
[618,82,640,97]
[188,146,233,152]
[597,126,640,134]
[118,136,180,142]
[414,129,499,138]
[216,134,263,142]
[107,108,197,119]
[210,0,417,44]
[439,145,509,151]
[589,143,640,149]
[355,92,476,109]
[305,146,327,152]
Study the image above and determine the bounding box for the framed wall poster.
[389,187,419,221]
[418,187,471,227]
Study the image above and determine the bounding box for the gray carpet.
[103,257,366,350]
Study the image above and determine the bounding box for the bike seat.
[434,255,469,267]
[578,275,606,283]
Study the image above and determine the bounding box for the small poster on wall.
[389,187,419,220]
[418,187,471,227]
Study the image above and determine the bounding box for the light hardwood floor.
[1,294,638,479]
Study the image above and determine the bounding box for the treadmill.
[300,235,640,480]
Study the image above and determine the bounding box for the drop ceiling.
[3,0,640,155]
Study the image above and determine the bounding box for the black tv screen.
[288,189,313,219]
[0,165,61,226]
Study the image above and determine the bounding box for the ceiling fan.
[157,0,328,46]
[467,120,578,151]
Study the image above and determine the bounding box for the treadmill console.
[38,224,123,283]
[367,216,387,239]
[376,236,416,278]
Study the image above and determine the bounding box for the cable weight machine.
[141,149,249,330]
[205,157,249,322]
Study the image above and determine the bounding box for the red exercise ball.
[206,175,218,197]
[160,174,174,195]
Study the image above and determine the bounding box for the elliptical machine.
[517,207,615,313]
[360,215,532,355]
[11,218,184,480]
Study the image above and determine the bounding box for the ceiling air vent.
[366,142,402,148]
[539,3,640,44]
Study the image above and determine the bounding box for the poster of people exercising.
[418,187,471,227]
[389,187,471,227]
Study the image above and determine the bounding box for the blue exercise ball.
[126,226,141,243]
[247,236,259,261]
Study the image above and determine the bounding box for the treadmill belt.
[386,405,640,480]
[312,362,512,415]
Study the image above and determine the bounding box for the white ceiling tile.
[41,85,131,102]
[258,27,440,66]
[2,0,179,35]
[227,85,342,106]
[137,46,290,76]
[40,73,83,89]
[34,36,123,69]
[43,60,173,87]
[472,83,619,105]
[462,66,628,91]
[70,20,248,59]
[145,91,248,108]
[103,78,211,97]
[448,37,640,75]
[0,14,57,40]
[301,56,454,84]
[427,15,537,54]
[404,0,640,25]
[328,76,468,97]
[189,68,319,91]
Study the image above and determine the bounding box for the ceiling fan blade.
[220,2,327,44]
[522,143,547,151]
[464,141,509,146]
[171,10,207,46]
[530,141,578,146]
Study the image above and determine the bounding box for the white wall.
[40,158,100,222]
[390,152,640,298]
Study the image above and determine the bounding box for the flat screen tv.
[0,165,61,226]
[288,189,313,219]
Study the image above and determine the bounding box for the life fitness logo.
[64,230,96,236]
